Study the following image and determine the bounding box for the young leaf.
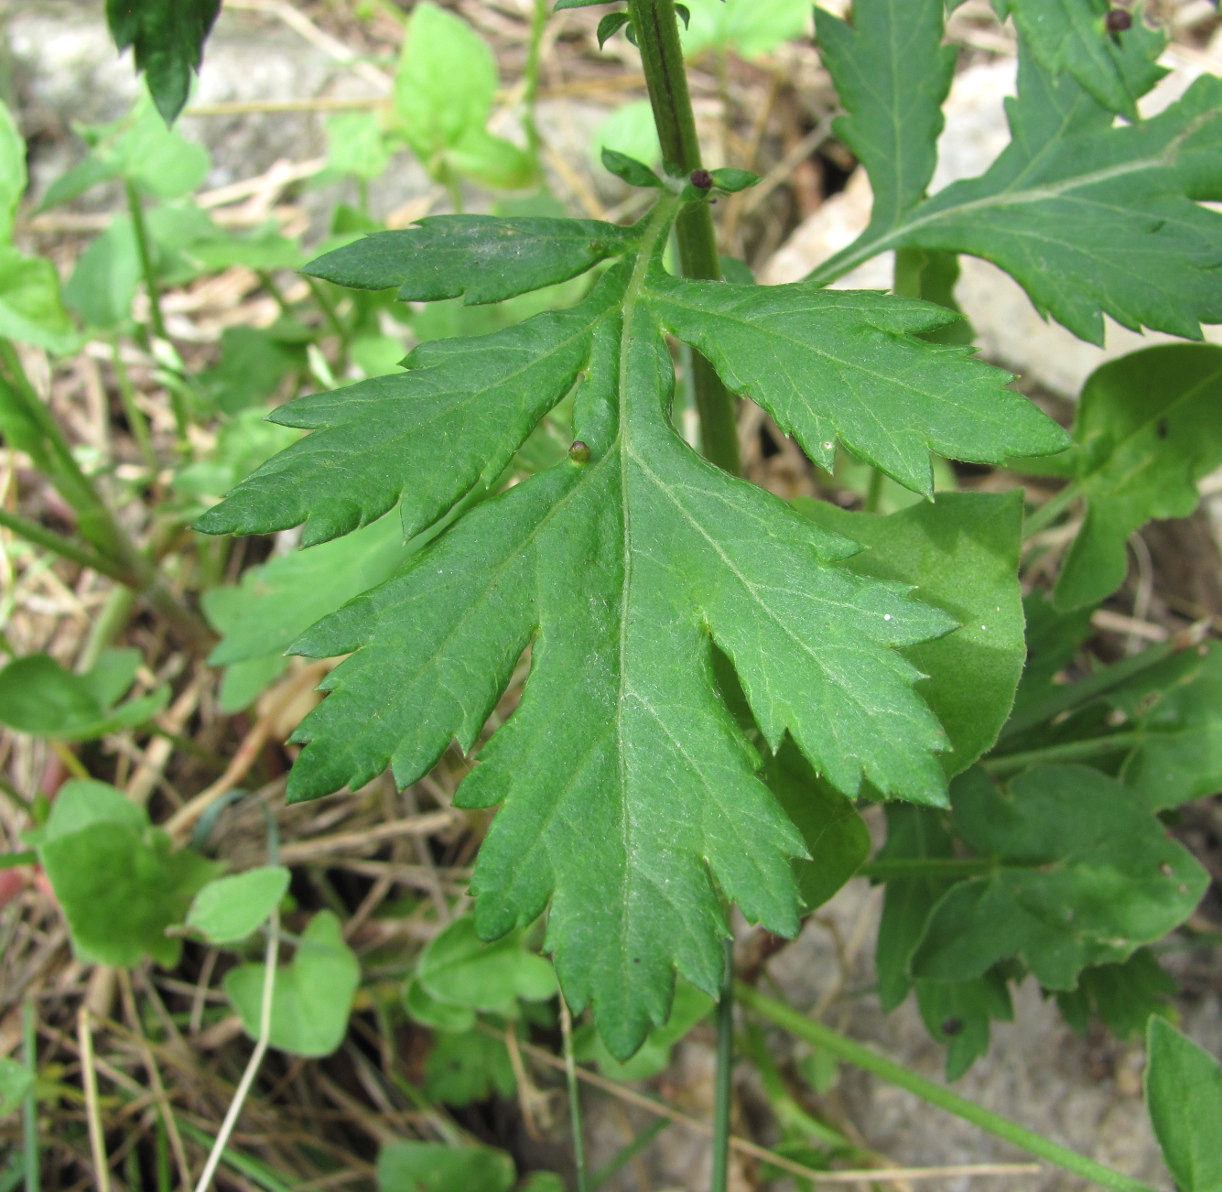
[994,0,1167,120]
[202,196,1067,1058]
[106,0,221,124]
[1052,344,1222,611]
[1145,1017,1222,1192]
[601,147,663,189]
[912,766,1208,990]
[597,11,633,48]
[815,0,955,235]
[223,911,359,1057]
[186,867,291,944]
[813,48,1222,344]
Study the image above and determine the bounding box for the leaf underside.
[201,202,1065,1058]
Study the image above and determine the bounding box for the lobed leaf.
[815,0,955,235]
[993,0,1167,120]
[912,766,1208,990]
[106,0,221,125]
[203,197,1069,1056]
[1053,344,1222,610]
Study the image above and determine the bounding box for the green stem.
[523,0,548,167]
[1023,481,1080,539]
[0,506,129,581]
[628,0,741,477]
[125,178,168,344]
[709,937,734,1192]
[23,996,40,1192]
[983,730,1144,777]
[110,337,157,474]
[997,631,1196,744]
[1,849,37,870]
[737,984,1160,1192]
[560,999,588,1192]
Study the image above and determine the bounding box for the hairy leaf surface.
[202,196,1067,1056]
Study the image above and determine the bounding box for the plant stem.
[983,730,1144,776]
[125,178,168,344]
[560,997,588,1192]
[523,0,548,166]
[23,996,40,1192]
[737,984,1161,1192]
[709,937,734,1192]
[628,0,742,477]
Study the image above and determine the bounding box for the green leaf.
[1056,948,1177,1041]
[1146,1017,1222,1192]
[376,1142,515,1192]
[0,101,26,244]
[304,217,639,305]
[575,978,714,1080]
[601,148,663,190]
[916,969,1013,1081]
[706,167,760,193]
[796,491,1027,775]
[682,0,812,59]
[202,199,1068,1058]
[555,0,616,8]
[815,52,1222,344]
[0,248,77,353]
[423,1027,516,1105]
[597,12,633,49]
[415,916,556,1018]
[392,2,497,168]
[325,110,392,181]
[106,0,220,123]
[763,743,869,912]
[223,911,360,1057]
[0,649,168,741]
[404,979,476,1033]
[0,1056,31,1119]
[912,766,1209,990]
[33,780,222,967]
[186,867,290,943]
[645,272,1067,495]
[1109,642,1222,811]
[198,324,308,414]
[204,515,414,668]
[1053,345,1222,610]
[815,0,954,235]
[874,803,956,1010]
[995,0,1167,120]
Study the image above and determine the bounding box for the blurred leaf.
[0,649,167,740]
[416,916,556,1018]
[326,110,393,180]
[1146,1018,1222,1192]
[106,0,221,125]
[593,101,662,172]
[1054,345,1222,610]
[64,216,140,329]
[187,867,290,943]
[912,766,1209,989]
[404,979,476,1033]
[916,969,1013,1081]
[0,102,26,243]
[424,1028,516,1106]
[874,803,956,1010]
[0,248,77,352]
[377,1142,515,1192]
[1056,948,1177,1040]
[198,324,309,414]
[0,1057,33,1118]
[33,780,221,967]
[797,491,1027,774]
[224,911,360,1057]
[682,0,811,59]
